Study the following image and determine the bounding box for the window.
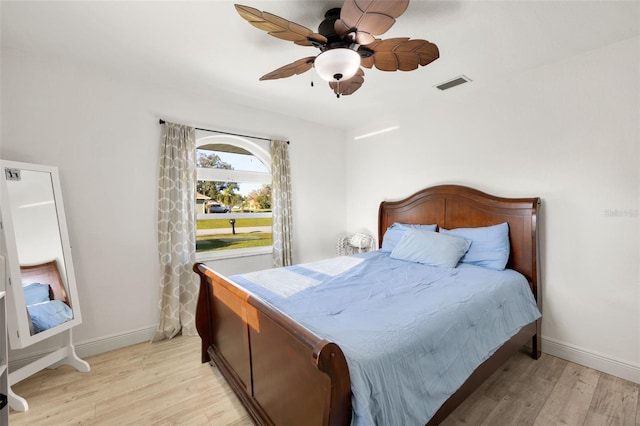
[195,134,272,260]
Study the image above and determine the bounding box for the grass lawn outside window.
[196,216,272,252]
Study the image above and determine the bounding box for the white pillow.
[390,228,471,268]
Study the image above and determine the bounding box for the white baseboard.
[75,325,157,359]
[542,336,640,384]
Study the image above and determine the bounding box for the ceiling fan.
[235,0,439,97]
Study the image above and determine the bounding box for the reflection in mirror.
[5,167,75,334]
[21,261,73,334]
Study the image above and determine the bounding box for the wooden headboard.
[20,260,69,305]
[379,185,541,301]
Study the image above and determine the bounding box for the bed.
[20,260,74,334]
[194,184,542,425]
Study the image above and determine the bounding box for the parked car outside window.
[207,202,229,213]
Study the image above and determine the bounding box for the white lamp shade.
[314,48,361,82]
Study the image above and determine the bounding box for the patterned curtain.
[152,122,199,342]
[271,139,293,267]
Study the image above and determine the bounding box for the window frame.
[195,133,272,261]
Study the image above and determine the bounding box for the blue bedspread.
[231,251,541,425]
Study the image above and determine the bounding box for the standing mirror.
[0,160,89,411]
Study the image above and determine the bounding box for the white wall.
[345,37,640,383]
[1,48,347,358]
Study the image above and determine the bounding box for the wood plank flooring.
[8,336,639,425]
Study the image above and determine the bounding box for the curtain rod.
[158,119,289,144]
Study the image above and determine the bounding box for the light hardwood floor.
[8,336,640,425]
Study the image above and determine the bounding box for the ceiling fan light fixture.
[314,48,361,82]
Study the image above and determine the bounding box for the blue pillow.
[23,283,51,305]
[380,222,438,252]
[390,228,471,268]
[27,300,73,333]
[440,222,510,270]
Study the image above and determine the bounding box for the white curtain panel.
[153,122,199,342]
[271,139,293,267]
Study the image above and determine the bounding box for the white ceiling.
[2,1,638,130]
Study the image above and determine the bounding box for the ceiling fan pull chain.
[310,63,314,87]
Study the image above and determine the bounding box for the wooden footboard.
[194,263,351,426]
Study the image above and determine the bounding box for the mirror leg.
[57,349,90,372]
[52,330,90,372]
[8,330,90,411]
[7,385,28,412]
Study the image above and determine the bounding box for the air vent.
[435,75,472,91]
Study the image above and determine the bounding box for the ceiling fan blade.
[361,37,439,71]
[235,4,327,47]
[335,0,410,45]
[329,68,365,96]
[259,56,316,81]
